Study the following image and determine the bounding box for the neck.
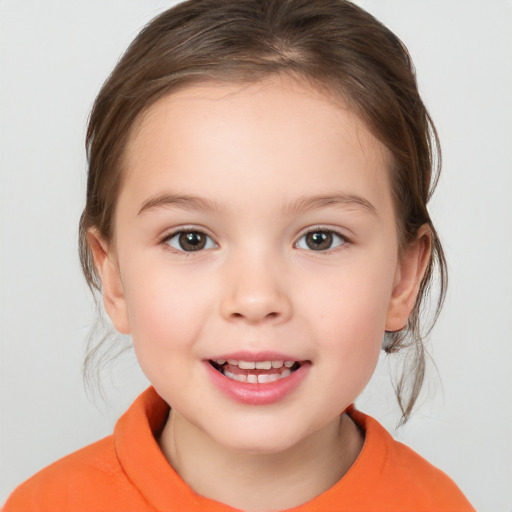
[159,410,364,511]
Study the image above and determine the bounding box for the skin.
[89,76,431,511]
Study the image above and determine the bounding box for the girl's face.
[95,77,426,453]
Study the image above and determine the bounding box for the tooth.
[247,374,258,384]
[281,369,291,378]
[238,360,255,370]
[227,359,237,365]
[216,359,226,365]
[271,360,284,368]
[255,361,272,370]
[257,373,280,383]
[224,370,246,382]
[284,361,295,368]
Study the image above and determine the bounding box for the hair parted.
[79,0,447,423]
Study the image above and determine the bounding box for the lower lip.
[204,361,310,405]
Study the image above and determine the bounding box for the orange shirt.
[4,387,474,512]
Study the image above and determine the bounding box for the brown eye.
[296,230,345,251]
[165,231,216,252]
[179,232,205,251]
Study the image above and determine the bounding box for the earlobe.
[87,229,131,334]
[385,225,432,332]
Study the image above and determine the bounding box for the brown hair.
[79,0,447,423]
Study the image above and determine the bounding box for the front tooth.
[271,360,284,368]
[224,369,247,382]
[247,374,258,384]
[238,360,255,369]
[227,359,238,365]
[284,361,295,368]
[257,373,280,383]
[255,361,272,370]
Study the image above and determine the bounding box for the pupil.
[179,232,205,251]
[306,231,332,250]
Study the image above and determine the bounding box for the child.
[3,0,475,510]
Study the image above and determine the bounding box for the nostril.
[229,311,281,321]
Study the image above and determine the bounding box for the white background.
[1,1,511,509]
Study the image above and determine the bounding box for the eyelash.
[160,227,349,253]
[295,227,349,252]
[160,229,217,253]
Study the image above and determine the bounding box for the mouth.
[209,359,302,384]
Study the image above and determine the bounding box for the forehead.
[120,76,392,214]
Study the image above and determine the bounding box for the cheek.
[121,261,212,357]
[303,255,395,334]
[315,289,383,374]
[299,254,396,376]
[121,266,217,402]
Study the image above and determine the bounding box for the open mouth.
[209,359,302,384]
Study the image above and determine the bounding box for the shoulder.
[3,388,171,512]
[383,435,470,505]
[2,436,132,512]
[341,407,475,511]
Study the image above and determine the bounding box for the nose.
[219,252,292,325]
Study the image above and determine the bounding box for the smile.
[205,354,310,405]
[210,359,302,384]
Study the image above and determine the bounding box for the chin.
[205,418,312,456]
[221,435,298,455]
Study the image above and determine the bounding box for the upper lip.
[207,351,306,362]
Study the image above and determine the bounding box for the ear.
[385,225,432,332]
[87,229,131,334]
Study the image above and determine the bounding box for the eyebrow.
[138,192,377,216]
[283,193,377,216]
[138,193,226,215]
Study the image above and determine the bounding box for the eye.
[163,230,217,252]
[295,229,346,251]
